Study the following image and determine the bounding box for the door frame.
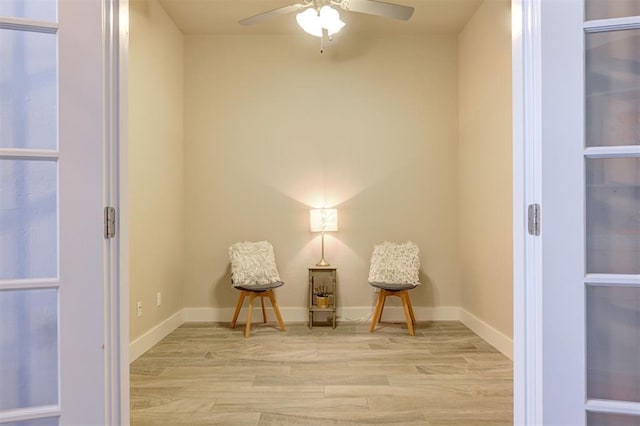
[105,0,130,423]
[114,0,130,424]
[512,0,543,424]
[109,0,544,423]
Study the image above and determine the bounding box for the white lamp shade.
[319,5,345,35]
[296,6,345,38]
[296,8,322,37]
[309,208,338,232]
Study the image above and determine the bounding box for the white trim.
[0,16,58,33]
[586,399,640,416]
[103,0,123,424]
[511,0,526,420]
[129,310,184,362]
[0,279,59,290]
[583,15,640,32]
[513,0,543,423]
[585,274,640,286]
[458,309,513,360]
[584,146,640,158]
[117,0,131,423]
[0,149,59,159]
[0,405,60,422]
[512,0,525,419]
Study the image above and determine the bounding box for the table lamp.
[309,208,338,266]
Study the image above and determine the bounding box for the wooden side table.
[308,266,337,329]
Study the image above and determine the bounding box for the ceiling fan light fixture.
[296,5,345,37]
[296,8,323,36]
[319,5,345,35]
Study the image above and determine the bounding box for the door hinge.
[104,206,116,239]
[528,203,540,236]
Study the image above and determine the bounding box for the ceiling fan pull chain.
[320,32,324,53]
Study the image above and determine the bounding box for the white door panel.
[0,0,110,424]
[537,0,640,423]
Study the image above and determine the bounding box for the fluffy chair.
[368,241,420,336]
[229,241,286,337]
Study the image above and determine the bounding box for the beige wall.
[183,35,461,312]
[458,0,513,337]
[129,0,184,340]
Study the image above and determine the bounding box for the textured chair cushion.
[368,241,420,286]
[229,241,281,287]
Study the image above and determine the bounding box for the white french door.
[0,0,120,424]
[531,0,640,424]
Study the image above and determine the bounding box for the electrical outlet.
[156,292,161,306]
[136,301,143,317]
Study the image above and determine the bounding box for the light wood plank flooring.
[131,321,513,425]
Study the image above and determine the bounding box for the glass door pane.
[0,28,58,150]
[586,0,640,21]
[585,157,640,274]
[585,29,640,147]
[586,285,640,403]
[0,159,58,280]
[0,289,59,410]
[0,0,56,21]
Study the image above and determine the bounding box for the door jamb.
[114,0,131,424]
[116,0,131,425]
[103,0,130,423]
[512,0,543,424]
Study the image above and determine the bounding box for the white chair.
[368,241,420,336]
[228,241,286,337]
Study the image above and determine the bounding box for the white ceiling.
[158,0,484,35]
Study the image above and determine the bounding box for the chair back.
[368,241,420,286]
[228,241,282,288]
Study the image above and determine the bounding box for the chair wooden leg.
[400,290,415,336]
[267,290,286,331]
[370,290,385,332]
[260,295,267,323]
[406,292,416,325]
[245,292,255,337]
[231,291,246,329]
[378,290,388,323]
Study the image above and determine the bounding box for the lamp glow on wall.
[296,5,345,37]
[309,208,338,266]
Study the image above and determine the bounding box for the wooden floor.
[130,321,513,425]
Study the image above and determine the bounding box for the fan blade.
[339,0,414,20]
[239,3,310,26]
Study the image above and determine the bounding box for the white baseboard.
[130,306,512,363]
[129,310,184,363]
[459,308,513,359]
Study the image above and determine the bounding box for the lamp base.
[315,231,331,266]
[316,258,330,267]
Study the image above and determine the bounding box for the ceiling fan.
[239,0,414,38]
